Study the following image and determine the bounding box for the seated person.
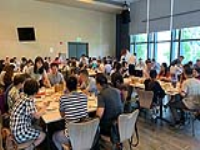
[104,60,112,75]
[143,60,152,79]
[97,60,105,73]
[193,67,200,80]
[121,61,129,77]
[152,59,161,74]
[7,74,26,113]
[95,73,123,142]
[79,69,97,95]
[144,70,165,106]
[170,59,183,82]
[111,63,124,88]
[48,63,66,87]
[28,56,51,88]
[157,63,171,82]
[135,58,145,70]
[10,79,47,149]
[169,65,200,126]
[53,76,88,150]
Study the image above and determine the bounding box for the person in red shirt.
[157,63,171,82]
[194,67,200,80]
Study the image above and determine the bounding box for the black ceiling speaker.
[121,1,131,24]
[121,9,131,24]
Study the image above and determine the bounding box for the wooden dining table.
[124,76,181,124]
[35,88,98,124]
[35,88,98,150]
[124,76,180,96]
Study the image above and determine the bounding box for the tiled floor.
[123,117,200,150]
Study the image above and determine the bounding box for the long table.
[35,89,97,124]
[124,77,180,124]
[35,89,97,150]
[124,77,180,96]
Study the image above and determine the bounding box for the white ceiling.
[35,0,138,13]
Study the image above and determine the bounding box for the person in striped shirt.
[52,76,88,150]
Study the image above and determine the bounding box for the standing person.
[52,76,88,150]
[95,73,123,148]
[120,49,131,63]
[10,79,47,149]
[170,56,184,66]
[128,52,137,66]
[28,56,51,88]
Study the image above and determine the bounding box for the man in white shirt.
[104,60,112,75]
[79,54,88,65]
[170,60,183,82]
[128,53,137,65]
[169,65,200,126]
[136,58,145,70]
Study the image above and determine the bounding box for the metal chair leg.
[129,138,132,150]
[192,117,195,137]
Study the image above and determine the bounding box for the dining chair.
[182,95,200,136]
[136,89,154,120]
[17,140,34,150]
[2,129,34,150]
[136,89,154,109]
[0,111,4,150]
[118,109,140,150]
[63,118,99,150]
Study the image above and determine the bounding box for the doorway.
[68,42,89,59]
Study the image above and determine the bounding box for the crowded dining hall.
[0,0,200,150]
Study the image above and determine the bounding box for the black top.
[97,86,123,136]
[144,79,165,105]
[111,71,124,88]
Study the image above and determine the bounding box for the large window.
[181,27,200,40]
[156,43,170,65]
[135,34,147,42]
[157,31,171,41]
[130,26,200,65]
[132,34,148,61]
[135,44,147,61]
[155,31,171,65]
[180,41,200,64]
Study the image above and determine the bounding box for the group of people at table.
[0,51,200,150]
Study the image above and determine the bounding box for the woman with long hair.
[0,65,15,90]
[157,63,171,82]
[28,56,51,87]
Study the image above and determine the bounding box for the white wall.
[0,0,116,59]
